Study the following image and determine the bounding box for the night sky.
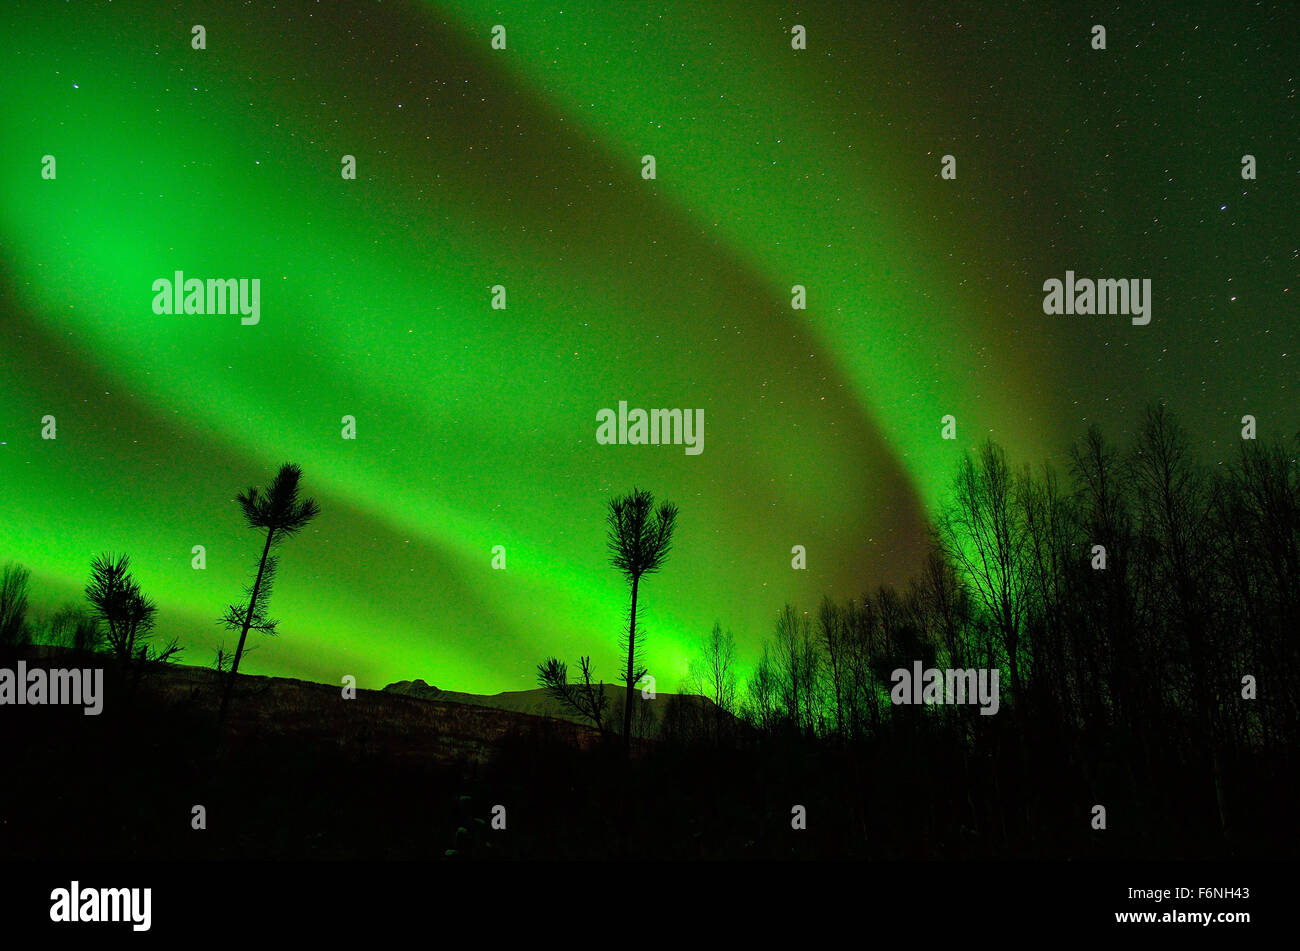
[1,1,1294,693]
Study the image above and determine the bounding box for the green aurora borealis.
[1,2,1294,693]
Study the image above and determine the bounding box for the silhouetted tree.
[48,603,100,652]
[709,411,1299,857]
[218,462,320,725]
[85,553,162,663]
[1216,435,1300,757]
[1069,423,1139,735]
[772,604,821,735]
[605,487,678,755]
[1129,403,1226,838]
[537,655,609,733]
[686,620,738,742]
[0,562,31,648]
[842,594,888,737]
[937,440,1030,701]
[743,642,779,734]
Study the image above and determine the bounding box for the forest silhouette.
[2,405,1297,859]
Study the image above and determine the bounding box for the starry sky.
[0,1,1294,693]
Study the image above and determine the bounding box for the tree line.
[1,462,319,727]
[667,405,1297,852]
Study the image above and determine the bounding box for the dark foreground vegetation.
[2,407,1298,860]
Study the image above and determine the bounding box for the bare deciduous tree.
[686,620,738,741]
[48,602,100,652]
[936,440,1031,700]
[0,562,32,648]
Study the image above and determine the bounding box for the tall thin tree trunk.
[219,527,275,725]
[622,574,640,755]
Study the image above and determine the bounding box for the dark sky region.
[0,1,1294,693]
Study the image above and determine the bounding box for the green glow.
[1,1,1287,692]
